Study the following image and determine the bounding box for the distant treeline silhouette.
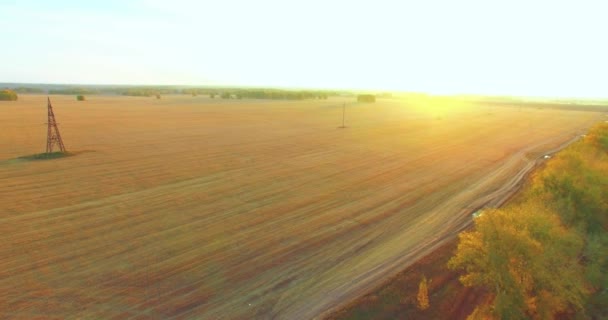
[204,89,331,100]
[8,85,342,100]
[13,87,45,94]
[49,88,99,95]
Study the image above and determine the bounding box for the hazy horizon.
[1,0,607,98]
[2,82,607,101]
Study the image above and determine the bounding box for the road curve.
[316,133,584,320]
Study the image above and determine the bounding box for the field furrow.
[0,95,602,319]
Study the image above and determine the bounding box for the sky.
[0,0,606,98]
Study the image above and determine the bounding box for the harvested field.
[0,95,603,319]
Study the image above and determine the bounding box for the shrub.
[357,94,376,103]
[0,89,18,101]
[417,275,430,310]
[76,95,85,101]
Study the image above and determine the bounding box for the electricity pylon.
[46,97,66,153]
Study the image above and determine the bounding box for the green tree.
[532,142,608,233]
[0,89,18,101]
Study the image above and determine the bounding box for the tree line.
[13,87,45,94]
[43,86,336,100]
[449,122,608,319]
[3,85,345,100]
[49,88,98,95]
[209,89,330,100]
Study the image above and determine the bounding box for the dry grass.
[0,95,602,319]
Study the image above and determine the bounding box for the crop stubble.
[0,95,601,319]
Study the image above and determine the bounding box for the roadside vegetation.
[449,122,608,319]
[417,276,430,310]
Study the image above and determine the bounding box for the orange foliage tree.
[448,203,586,319]
[417,275,430,310]
[449,122,608,319]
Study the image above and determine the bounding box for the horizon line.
[2,81,608,101]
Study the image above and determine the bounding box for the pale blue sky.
[1,0,606,97]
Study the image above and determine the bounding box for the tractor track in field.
[1,95,602,320]
[316,133,584,320]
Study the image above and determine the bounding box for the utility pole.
[340,102,346,128]
[46,97,66,153]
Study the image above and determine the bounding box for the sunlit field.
[0,95,602,319]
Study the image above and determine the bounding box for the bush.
[76,95,85,101]
[357,94,376,103]
[417,276,430,310]
[0,89,18,101]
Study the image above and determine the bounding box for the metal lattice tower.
[46,97,66,153]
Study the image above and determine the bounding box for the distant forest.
[4,83,607,106]
[13,87,45,94]
[1,84,342,100]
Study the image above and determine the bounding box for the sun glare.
[1,0,607,97]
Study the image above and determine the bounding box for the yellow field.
[0,95,602,319]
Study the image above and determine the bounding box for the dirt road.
[0,95,602,319]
